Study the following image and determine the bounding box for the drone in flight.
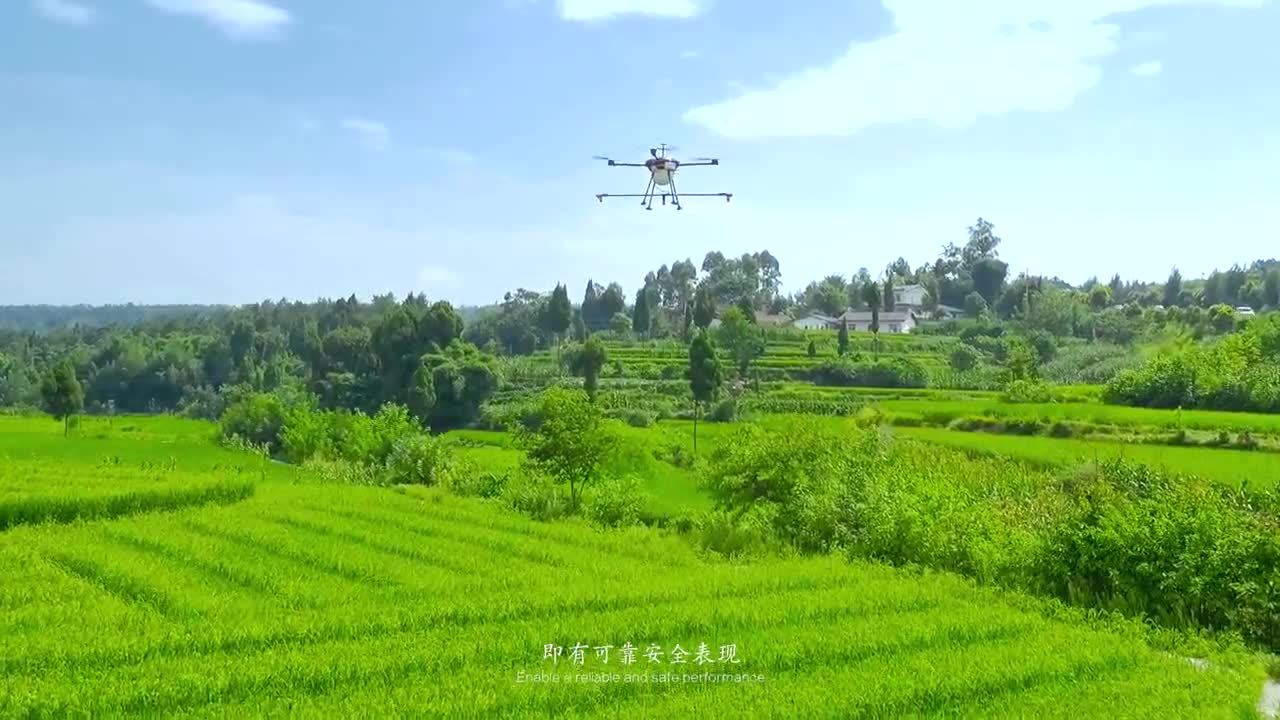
[593,144,732,210]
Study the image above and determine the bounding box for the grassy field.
[878,397,1280,436]
[897,426,1280,490]
[0,415,289,531]
[0,418,1268,717]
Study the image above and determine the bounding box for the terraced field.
[897,426,1280,490]
[0,417,1268,717]
[878,397,1280,436]
[0,416,276,530]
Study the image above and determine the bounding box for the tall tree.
[692,285,716,330]
[682,301,694,341]
[1163,268,1183,308]
[837,321,850,356]
[736,296,757,322]
[753,250,782,305]
[371,305,423,404]
[632,288,651,337]
[716,307,766,377]
[582,280,601,332]
[687,330,722,454]
[670,259,698,315]
[1088,285,1112,311]
[1108,274,1125,304]
[888,257,912,279]
[882,275,895,310]
[861,282,882,312]
[1265,269,1280,308]
[962,217,1001,266]
[598,283,626,321]
[545,284,572,344]
[40,360,83,437]
[971,257,1009,306]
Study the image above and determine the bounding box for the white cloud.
[340,117,390,150]
[32,0,97,26]
[558,0,705,21]
[681,49,700,58]
[143,0,291,40]
[683,0,1264,139]
[1130,60,1163,76]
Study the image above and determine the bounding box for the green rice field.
[897,426,1280,490]
[0,415,1270,717]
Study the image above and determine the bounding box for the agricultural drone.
[592,144,732,210]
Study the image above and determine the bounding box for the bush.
[948,344,981,372]
[605,408,655,428]
[708,397,738,422]
[701,420,886,553]
[503,471,572,522]
[383,433,454,486]
[1037,459,1280,647]
[447,458,509,498]
[693,510,774,559]
[809,357,928,389]
[220,392,290,453]
[1001,379,1053,404]
[582,474,649,528]
[1103,315,1280,413]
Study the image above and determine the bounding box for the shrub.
[582,474,649,528]
[605,408,655,428]
[220,392,289,453]
[1001,379,1053,404]
[1103,314,1280,413]
[383,433,454,486]
[1036,459,1280,647]
[447,458,509,498]
[693,510,774,559]
[503,471,572,522]
[701,420,886,553]
[948,344,981,372]
[809,357,928,389]
[708,398,738,422]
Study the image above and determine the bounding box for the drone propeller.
[691,157,717,162]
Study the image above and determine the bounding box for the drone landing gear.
[668,177,683,210]
[641,177,656,210]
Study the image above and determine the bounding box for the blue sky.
[2,0,1277,306]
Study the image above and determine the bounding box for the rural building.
[791,312,838,330]
[836,309,918,334]
[893,284,929,310]
[754,311,791,327]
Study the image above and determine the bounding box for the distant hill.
[0,304,231,332]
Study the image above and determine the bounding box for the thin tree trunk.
[693,402,699,455]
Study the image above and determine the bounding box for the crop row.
[0,478,1261,717]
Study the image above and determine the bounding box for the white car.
[1235,306,1256,317]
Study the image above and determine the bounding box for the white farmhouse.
[791,312,837,330]
[837,309,918,334]
[892,284,929,310]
